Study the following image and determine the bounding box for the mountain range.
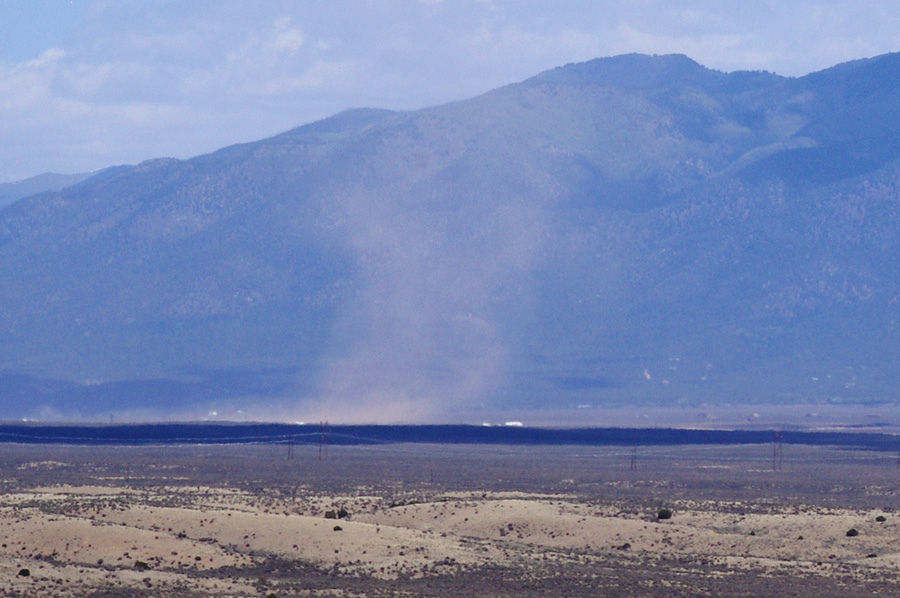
[0,172,95,208]
[2,52,900,421]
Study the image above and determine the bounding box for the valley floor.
[1,441,899,596]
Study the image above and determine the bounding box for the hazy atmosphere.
[3,0,900,183]
[6,6,900,597]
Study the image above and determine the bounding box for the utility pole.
[318,421,329,460]
[629,448,637,472]
[287,435,295,460]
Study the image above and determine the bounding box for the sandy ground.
[1,443,899,596]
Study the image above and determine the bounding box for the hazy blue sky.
[1,0,899,182]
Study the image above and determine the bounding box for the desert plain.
[1,440,900,596]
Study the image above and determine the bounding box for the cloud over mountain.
[4,1,900,183]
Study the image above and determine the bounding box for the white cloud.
[24,47,66,68]
[271,17,305,55]
[61,62,113,95]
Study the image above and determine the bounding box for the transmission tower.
[318,421,329,460]
[772,432,784,471]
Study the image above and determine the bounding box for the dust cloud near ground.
[1,441,900,596]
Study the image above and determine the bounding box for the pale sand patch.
[361,497,900,568]
[0,507,248,571]
[361,498,659,549]
[15,461,69,470]
[0,554,255,596]
[95,504,503,578]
